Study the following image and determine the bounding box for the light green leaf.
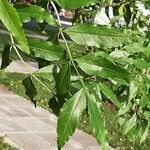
[99,83,122,108]
[57,0,99,10]
[140,125,149,143]
[75,52,131,85]
[65,24,130,48]
[0,0,30,53]
[57,89,86,150]
[124,113,137,134]
[124,41,150,56]
[87,93,108,149]
[133,58,150,69]
[140,94,149,109]
[33,65,58,82]
[28,39,63,61]
[16,5,58,26]
[128,81,139,101]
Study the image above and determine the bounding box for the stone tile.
[40,118,57,127]
[1,96,32,107]
[20,107,51,118]
[36,133,84,150]
[12,117,55,132]
[0,111,9,117]
[0,105,31,117]
[71,130,99,149]
[6,60,38,73]
[6,132,52,149]
[0,118,27,132]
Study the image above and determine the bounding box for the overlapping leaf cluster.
[0,0,149,149]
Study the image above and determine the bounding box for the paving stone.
[36,132,84,149]
[0,105,31,117]
[20,107,51,118]
[6,133,52,150]
[0,118,27,133]
[12,117,56,132]
[6,60,38,73]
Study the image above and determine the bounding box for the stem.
[10,34,53,94]
[50,1,85,87]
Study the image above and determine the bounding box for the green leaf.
[57,0,99,10]
[28,39,63,61]
[140,125,149,143]
[123,113,137,134]
[22,76,37,106]
[124,41,150,56]
[0,0,30,53]
[99,83,122,108]
[65,24,130,48]
[33,65,59,82]
[1,45,12,69]
[128,81,139,101]
[140,94,149,109]
[133,58,150,69]
[75,52,131,85]
[87,93,108,149]
[56,62,71,96]
[57,89,86,150]
[16,5,58,26]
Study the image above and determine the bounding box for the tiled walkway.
[0,59,113,149]
[0,88,100,150]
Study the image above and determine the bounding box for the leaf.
[0,0,30,53]
[22,76,37,106]
[57,89,86,150]
[87,93,109,149]
[33,65,59,82]
[75,52,131,85]
[57,0,99,10]
[16,5,58,26]
[133,58,150,69]
[123,113,137,134]
[140,125,149,143]
[56,62,71,96]
[1,45,12,69]
[99,83,122,108]
[140,94,149,109]
[28,39,64,61]
[124,4,132,25]
[65,24,130,48]
[128,81,139,101]
[124,41,150,56]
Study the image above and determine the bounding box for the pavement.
[0,59,101,150]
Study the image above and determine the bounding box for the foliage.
[0,137,18,150]
[0,0,149,150]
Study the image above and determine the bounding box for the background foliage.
[0,0,149,150]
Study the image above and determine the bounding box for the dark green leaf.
[0,0,30,53]
[16,5,58,26]
[22,76,37,106]
[65,24,130,48]
[87,93,108,149]
[56,62,70,96]
[57,89,86,150]
[28,39,63,61]
[99,83,122,108]
[1,45,12,69]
